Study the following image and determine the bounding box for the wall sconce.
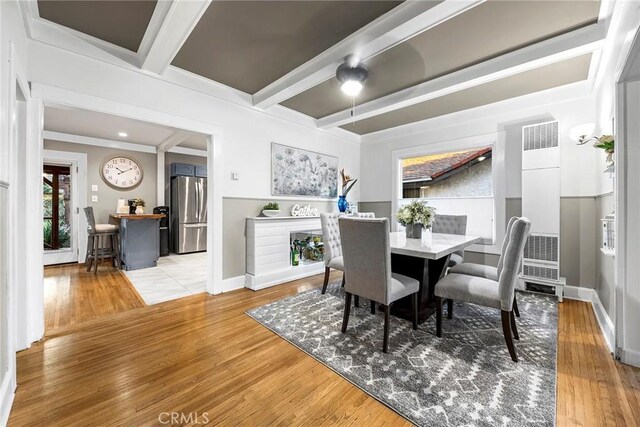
[569,123,597,145]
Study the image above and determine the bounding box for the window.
[400,146,494,243]
[43,165,72,251]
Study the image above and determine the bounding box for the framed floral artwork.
[271,143,338,198]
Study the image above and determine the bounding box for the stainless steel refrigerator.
[171,176,207,254]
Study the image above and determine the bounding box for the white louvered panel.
[247,224,288,238]
[253,243,290,257]
[254,234,289,247]
[521,120,562,287]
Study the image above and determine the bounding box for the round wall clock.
[101,156,144,190]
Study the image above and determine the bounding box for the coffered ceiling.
[26,0,607,137]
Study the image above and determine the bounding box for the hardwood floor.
[44,263,145,333]
[9,267,640,426]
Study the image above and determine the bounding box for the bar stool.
[83,207,120,273]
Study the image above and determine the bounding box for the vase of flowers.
[339,169,357,213]
[397,200,436,239]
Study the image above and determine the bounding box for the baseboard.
[591,290,615,354]
[220,276,245,293]
[564,286,615,354]
[620,348,640,367]
[562,285,593,302]
[0,373,15,427]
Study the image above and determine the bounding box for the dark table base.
[390,253,451,324]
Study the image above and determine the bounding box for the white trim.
[156,150,165,206]
[42,150,88,266]
[390,131,505,255]
[140,0,212,75]
[220,276,245,293]
[206,134,224,295]
[252,0,484,108]
[0,374,15,427]
[43,130,157,154]
[319,23,606,128]
[563,286,615,354]
[620,349,640,367]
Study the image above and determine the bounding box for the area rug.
[247,282,557,426]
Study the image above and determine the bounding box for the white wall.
[361,86,598,202]
[0,0,29,423]
[27,41,361,202]
[593,0,640,196]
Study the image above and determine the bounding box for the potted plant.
[261,202,281,217]
[397,200,436,239]
[594,135,614,170]
[339,169,357,213]
[133,198,146,214]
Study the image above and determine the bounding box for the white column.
[207,133,224,294]
[157,150,165,206]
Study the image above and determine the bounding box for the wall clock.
[101,156,143,190]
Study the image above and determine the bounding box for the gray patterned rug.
[247,282,557,426]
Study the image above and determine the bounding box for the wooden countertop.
[110,214,166,220]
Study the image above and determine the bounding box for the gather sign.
[290,204,320,217]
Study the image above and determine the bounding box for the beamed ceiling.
[31,0,605,137]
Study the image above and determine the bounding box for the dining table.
[389,231,481,324]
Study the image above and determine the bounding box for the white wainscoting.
[245,216,325,290]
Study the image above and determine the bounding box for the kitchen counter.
[110,213,166,220]
[110,214,164,271]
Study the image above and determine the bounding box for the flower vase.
[135,206,144,215]
[405,223,423,239]
[338,195,348,213]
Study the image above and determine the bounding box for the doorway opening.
[43,165,72,252]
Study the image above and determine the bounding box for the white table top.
[389,232,481,260]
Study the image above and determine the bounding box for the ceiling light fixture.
[336,55,368,97]
[118,131,128,138]
[477,156,486,162]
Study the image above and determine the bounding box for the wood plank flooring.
[44,263,145,333]
[9,266,640,426]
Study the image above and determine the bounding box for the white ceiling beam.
[252,0,485,109]
[140,0,212,75]
[44,131,157,154]
[167,146,207,157]
[156,130,189,152]
[318,22,607,129]
[17,0,39,38]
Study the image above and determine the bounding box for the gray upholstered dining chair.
[320,212,376,294]
[449,216,521,317]
[355,212,376,218]
[432,214,467,268]
[320,213,345,294]
[434,217,531,362]
[339,217,419,353]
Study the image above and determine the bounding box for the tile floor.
[124,252,207,305]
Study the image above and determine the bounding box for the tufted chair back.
[432,214,467,257]
[497,217,531,311]
[355,212,375,219]
[320,213,342,265]
[432,214,467,235]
